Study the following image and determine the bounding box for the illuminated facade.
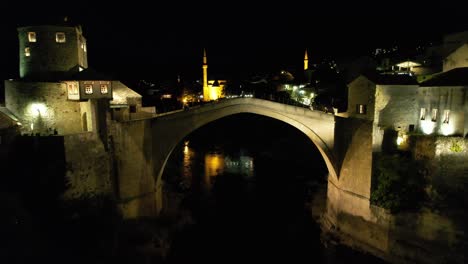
[418,67,468,136]
[202,49,225,101]
[347,67,468,152]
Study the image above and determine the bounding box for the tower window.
[100,84,108,94]
[28,32,36,42]
[24,47,31,57]
[420,108,426,120]
[431,109,438,122]
[56,32,66,43]
[84,84,93,94]
[356,104,366,114]
[443,110,450,124]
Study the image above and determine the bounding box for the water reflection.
[181,141,195,190]
[182,142,255,192]
[224,155,254,177]
[204,153,224,190]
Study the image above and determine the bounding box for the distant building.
[202,49,225,101]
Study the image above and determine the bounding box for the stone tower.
[304,49,309,71]
[18,24,88,78]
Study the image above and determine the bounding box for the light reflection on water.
[182,143,254,191]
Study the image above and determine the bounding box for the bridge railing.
[155,93,334,115]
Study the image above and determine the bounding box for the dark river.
[162,113,386,263]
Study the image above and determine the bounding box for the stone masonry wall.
[5,80,82,135]
[110,120,157,218]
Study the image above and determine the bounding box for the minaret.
[304,49,309,71]
[202,48,208,91]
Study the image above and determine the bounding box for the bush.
[371,153,427,213]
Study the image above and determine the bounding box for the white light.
[28,103,48,118]
[299,90,305,95]
[441,123,455,136]
[397,136,404,145]
[420,120,435,135]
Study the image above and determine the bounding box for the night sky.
[0,2,467,81]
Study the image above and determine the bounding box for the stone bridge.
[112,97,374,227]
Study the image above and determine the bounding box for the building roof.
[110,81,142,105]
[0,107,20,129]
[420,67,468,86]
[68,68,113,80]
[362,73,419,85]
[395,60,421,68]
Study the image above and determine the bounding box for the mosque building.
[202,49,226,101]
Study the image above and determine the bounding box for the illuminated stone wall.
[374,84,419,132]
[348,76,419,132]
[5,80,83,135]
[110,120,158,218]
[418,86,467,136]
[18,25,87,78]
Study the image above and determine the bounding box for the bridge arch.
[151,98,337,211]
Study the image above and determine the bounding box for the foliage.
[449,140,463,153]
[371,153,427,213]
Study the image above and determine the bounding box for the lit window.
[356,104,366,114]
[431,109,438,122]
[443,110,450,124]
[25,47,30,57]
[56,32,66,43]
[100,84,108,94]
[81,42,87,52]
[84,84,93,94]
[420,108,426,120]
[28,32,36,42]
